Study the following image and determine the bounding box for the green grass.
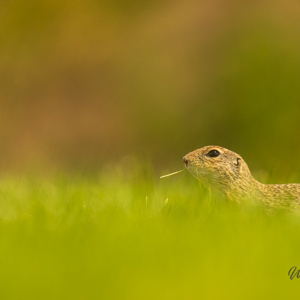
[0,165,299,299]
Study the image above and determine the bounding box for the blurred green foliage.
[0,166,299,299]
[0,0,300,299]
[1,2,300,298]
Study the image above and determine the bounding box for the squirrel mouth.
[182,156,188,167]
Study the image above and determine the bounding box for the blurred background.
[1,0,300,177]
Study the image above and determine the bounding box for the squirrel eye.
[207,150,220,157]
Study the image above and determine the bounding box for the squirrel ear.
[234,157,241,167]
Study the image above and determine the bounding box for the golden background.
[1,0,300,176]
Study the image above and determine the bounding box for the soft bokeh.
[1,0,300,178]
[0,172,299,300]
[2,3,300,299]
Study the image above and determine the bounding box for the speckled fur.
[183,146,300,210]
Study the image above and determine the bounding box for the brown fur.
[183,146,300,210]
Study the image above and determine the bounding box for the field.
[0,163,299,300]
[1,1,300,299]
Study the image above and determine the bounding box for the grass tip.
[160,169,185,179]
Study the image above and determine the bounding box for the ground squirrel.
[183,145,300,211]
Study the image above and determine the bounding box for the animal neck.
[222,171,265,204]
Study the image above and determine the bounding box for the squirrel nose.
[182,156,188,167]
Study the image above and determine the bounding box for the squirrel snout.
[182,156,188,167]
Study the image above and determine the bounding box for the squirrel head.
[183,146,252,191]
